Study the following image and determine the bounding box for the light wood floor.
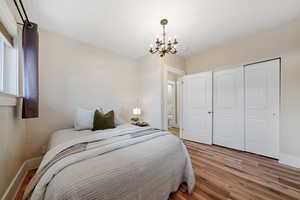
[15,169,36,200]
[170,141,300,200]
[169,127,180,137]
[16,141,300,200]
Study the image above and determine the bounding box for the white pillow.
[74,107,102,130]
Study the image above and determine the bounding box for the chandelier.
[149,19,178,57]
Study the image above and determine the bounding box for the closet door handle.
[208,111,212,114]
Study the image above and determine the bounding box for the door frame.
[162,65,185,136]
[167,80,177,128]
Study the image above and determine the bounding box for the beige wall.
[137,55,163,129]
[25,29,140,158]
[186,18,300,73]
[0,105,26,197]
[163,54,186,72]
[137,54,186,129]
[186,18,300,158]
[280,51,300,158]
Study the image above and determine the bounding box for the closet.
[182,59,280,158]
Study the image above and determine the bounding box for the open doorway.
[167,73,180,136]
[163,66,185,137]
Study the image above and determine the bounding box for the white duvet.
[25,124,195,200]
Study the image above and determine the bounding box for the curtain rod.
[13,0,33,27]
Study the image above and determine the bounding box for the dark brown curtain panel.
[22,22,39,118]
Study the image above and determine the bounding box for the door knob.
[208,111,212,114]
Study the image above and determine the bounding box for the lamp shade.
[133,107,141,115]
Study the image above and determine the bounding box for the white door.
[182,72,213,144]
[213,67,245,151]
[245,59,280,158]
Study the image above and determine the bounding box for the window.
[0,2,20,104]
[0,34,18,96]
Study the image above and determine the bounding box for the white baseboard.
[1,157,42,200]
[279,153,300,169]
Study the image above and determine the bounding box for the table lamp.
[131,107,141,122]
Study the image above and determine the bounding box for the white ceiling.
[7,0,300,58]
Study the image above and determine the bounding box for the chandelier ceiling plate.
[160,19,168,25]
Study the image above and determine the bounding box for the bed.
[24,124,195,200]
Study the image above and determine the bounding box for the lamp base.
[131,117,139,122]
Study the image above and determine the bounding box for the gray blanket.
[24,126,195,200]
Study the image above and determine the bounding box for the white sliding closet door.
[245,59,280,158]
[213,67,245,151]
[182,72,213,144]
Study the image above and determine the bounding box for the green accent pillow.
[92,109,116,131]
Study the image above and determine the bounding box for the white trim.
[167,80,175,85]
[1,157,42,200]
[0,92,18,106]
[279,154,300,169]
[166,65,185,76]
[176,79,182,130]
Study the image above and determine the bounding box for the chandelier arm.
[171,49,177,54]
[150,48,158,54]
[169,48,176,54]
